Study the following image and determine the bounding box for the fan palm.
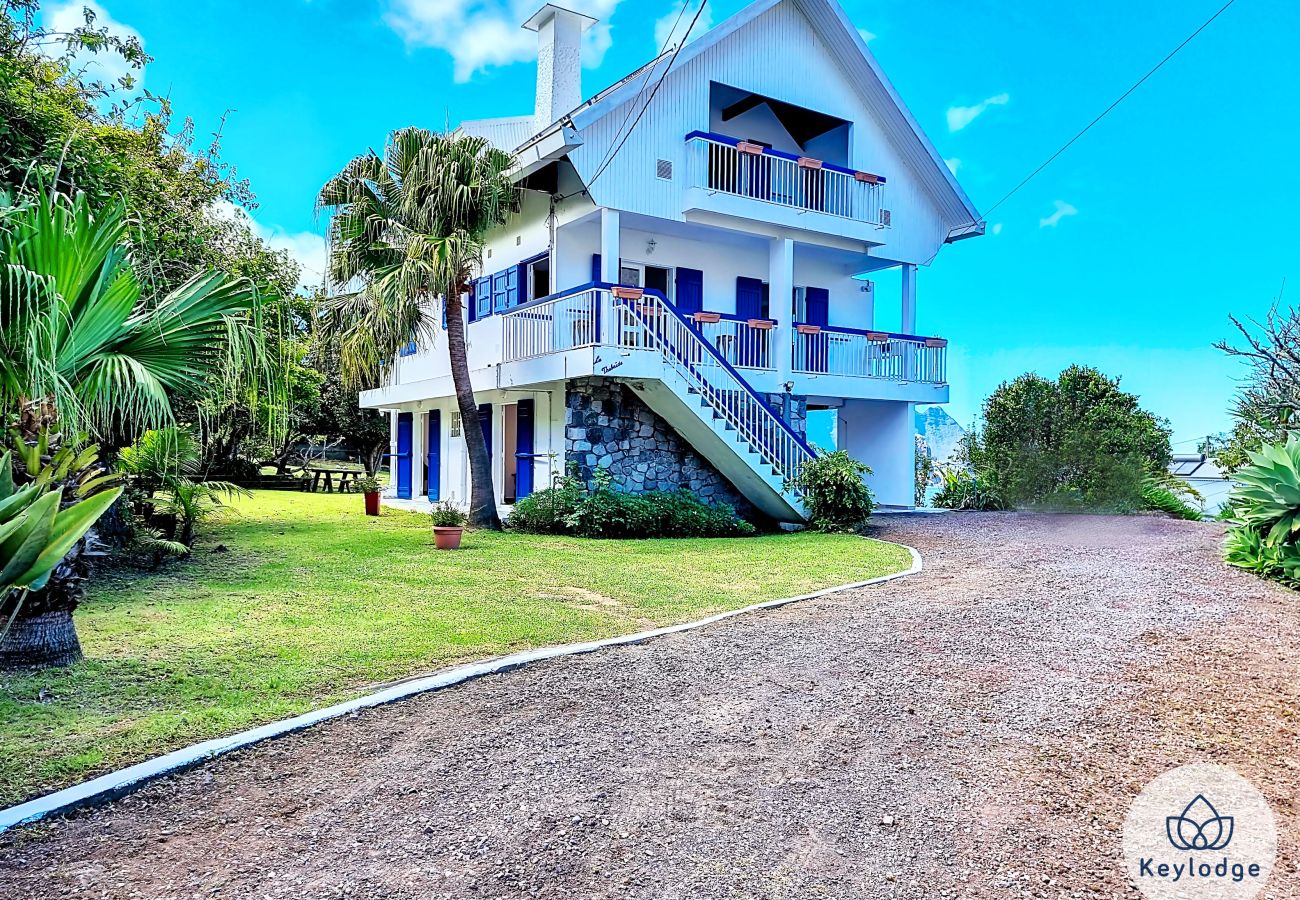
[316,128,518,530]
[0,189,275,438]
[0,189,280,666]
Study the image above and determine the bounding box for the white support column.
[900,263,917,381]
[900,263,917,334]
[599,209,620,283]
[411,410,425,499]
[599,209,620,345]
[769,236,794,384]
[387,411,399,497]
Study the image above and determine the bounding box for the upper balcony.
[682,132,890,245]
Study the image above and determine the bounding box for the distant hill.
[915,406,967,466]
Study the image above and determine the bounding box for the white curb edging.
[0,543,922,834]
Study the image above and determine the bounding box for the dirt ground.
[0,513,1295,899]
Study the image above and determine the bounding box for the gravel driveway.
[2,513,1297,899]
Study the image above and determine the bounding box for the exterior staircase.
[609,290,813,522]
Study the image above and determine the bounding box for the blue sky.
[50,0,1300,448]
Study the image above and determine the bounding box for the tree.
[303,344,389,476]
[1212,299,1300,472]
[316,128,518,529]
[0,189,280,665]
[972,365,1172,510]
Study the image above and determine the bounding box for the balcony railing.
[501,286,947,386]
[792,326,947,384]
[685,132,888,226]
[693,316,775,370]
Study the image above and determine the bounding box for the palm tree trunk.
[0,541,90,668]
[445,291,501,530]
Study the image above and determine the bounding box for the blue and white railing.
[501,284,814,482]
[694,315,775,371]
[610,289,815,482]
[685,131,888,226]
[792,325,947,384]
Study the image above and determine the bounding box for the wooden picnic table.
[307,465,365,493]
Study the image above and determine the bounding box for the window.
[793,286,808,321]
[618,261,672,301]
[527,255,551,301]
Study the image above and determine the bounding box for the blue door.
[804,287,830,373]
[735,277,766,367]
[675,268,704,316]
[515,399,535,500]
[425,410,441,500]
[395,412,413,499]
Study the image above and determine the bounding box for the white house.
[360,0,983,523]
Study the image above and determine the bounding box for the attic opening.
[708,82,851,168]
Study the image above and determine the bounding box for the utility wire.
[976,0,1240,223]
[583,0,708,192]
[583,0,690,187]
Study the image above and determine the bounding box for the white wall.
[566,0,958,265]
[838,399,914,508]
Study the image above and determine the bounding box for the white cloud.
[857,27,876,44]
[385,0,625,83]
[654,1,711,51]
[990,222,1004,235]
[946,92,1009,132]
[944,157,961,175]
[1038,200,1078,228]
[44,0,145,89]
[212,201,327,293]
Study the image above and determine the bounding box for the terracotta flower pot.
[433,526,464,550]
[364,491,381,516]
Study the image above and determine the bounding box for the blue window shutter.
[506,265,520,307]
[492,270,510,313]
[675,268,704,315]
[735,276,763,319]
[515,399,534,500]
[591,253,602,282]
[475,276,492,319]
[805,287,830,326]
[426,410,441,500]
[395,412,414,499]
[478,403,493,458]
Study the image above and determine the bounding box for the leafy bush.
[972,365,1172,510]
[932,467,1006,511]
[507,471,754,539]
[354,476,383,494]
[1222,434,1300,583]
[784,450,874,532]
[1139,475,1203,521]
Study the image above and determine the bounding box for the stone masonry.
[564,377,762,516]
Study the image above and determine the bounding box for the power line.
[977,0,1240,223]
[584,0,708,192]
[584,0,689,185]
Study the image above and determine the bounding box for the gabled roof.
[460,0,982,238]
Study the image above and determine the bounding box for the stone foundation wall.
[564,378,756,516]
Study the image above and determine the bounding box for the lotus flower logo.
[1166,795,1235,851]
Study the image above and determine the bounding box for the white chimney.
[523,4,597,133]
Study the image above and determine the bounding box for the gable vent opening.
[655,159,673,181]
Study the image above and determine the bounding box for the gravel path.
[2,513,1296,899]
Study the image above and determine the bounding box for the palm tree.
[316,128,518,530]
[0,189,278,438]
[0,189,280,666]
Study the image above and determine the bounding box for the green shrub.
[973,366,1172,510]
[1139,476,1203,521]
[507,473,754,539]
[932,467,1006,511]
[1222,434,1300,582]
[784,450,874,532]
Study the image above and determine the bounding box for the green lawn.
[0,491,910,806]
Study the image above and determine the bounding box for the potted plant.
[355,475,383,516]
[430,501,468,549]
